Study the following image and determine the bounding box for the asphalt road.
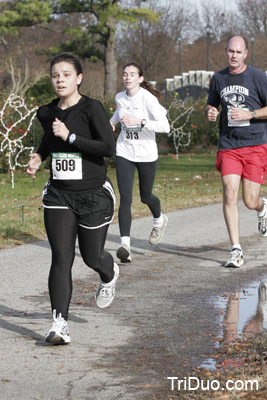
[1,201,267,399]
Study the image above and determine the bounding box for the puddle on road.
[202,277,267,371]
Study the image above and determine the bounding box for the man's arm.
[231,106,267,121]
[253,106,267,119]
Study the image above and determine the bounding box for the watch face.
[69,134,76,143]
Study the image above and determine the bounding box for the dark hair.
[123,62,162,99]
[226,35,248,50]
[50,53,83,77]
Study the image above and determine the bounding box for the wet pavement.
[201,279,267,371]
[1,201,267,399]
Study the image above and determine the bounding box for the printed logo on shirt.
[220,85,249,107]
[220,85,251,127]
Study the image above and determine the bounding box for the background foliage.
[0,0,265,98]
[0,0,260,170]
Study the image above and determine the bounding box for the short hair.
[50,53,83,76]
[226,35,248,50]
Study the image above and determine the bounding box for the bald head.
[225,35,248,74]
[226,35,248,50]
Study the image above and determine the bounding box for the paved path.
[1,201,267,399]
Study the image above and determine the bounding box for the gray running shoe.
[224,248,244,268]
[258,198,267,237]
[95,263,119,309]
[45,310,71,345]
[149,214,168,245]
[116,245,132,263]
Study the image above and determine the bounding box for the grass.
[0,171,47,248]
[1,152,267,249]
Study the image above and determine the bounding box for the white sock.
[258,202,267,217]
[232,244,241,251]
[153,213,163,228]
[121,236,130,248]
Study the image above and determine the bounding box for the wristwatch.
[68,133,76,144]
[141,119,147,128]
[251,110,257,119]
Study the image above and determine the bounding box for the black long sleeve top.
[37,95,115,191]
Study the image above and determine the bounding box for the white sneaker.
[149,214,168,245]
[45,310,71,344]
[116,245,132,263]
[258,198,267,237]
[224,248,244,268]
[95,263,119,309]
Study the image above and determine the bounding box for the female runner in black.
[27,53,118,344]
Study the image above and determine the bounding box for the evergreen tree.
[0,0,158,96]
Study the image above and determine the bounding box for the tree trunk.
[104,24,117,97]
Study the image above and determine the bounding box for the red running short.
[215,144,267,185]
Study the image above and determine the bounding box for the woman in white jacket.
[110,62,170,263]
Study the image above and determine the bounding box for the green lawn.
[1,153,266,249]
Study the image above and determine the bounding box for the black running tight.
[116,156,161,237]
[44,208,114,320]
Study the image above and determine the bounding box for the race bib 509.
[51,153,82,180]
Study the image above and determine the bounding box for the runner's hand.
[207,107,219,122]
[110,121,116,131]
[121,115,141,126]
[26,153,42,178]
[52,118,69,141]
[230,108,250,121]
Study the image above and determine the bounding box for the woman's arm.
[26,132,50,178]
[69,101,115,157]
[143,95,170,133]
[110,107,120,131]
[26,153,42,178]
[37,135,50,161]
[144,115,170,133]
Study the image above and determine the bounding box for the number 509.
[55,159,75,171]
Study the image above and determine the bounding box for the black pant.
[44,208,114,320]
[116,156,161,237]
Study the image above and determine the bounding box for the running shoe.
[149,214,168,245]
[45,309,71,344]
[224,248,244,268]
[116,245,132,263]
[258,198,267,237]
[95,263,119,309]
